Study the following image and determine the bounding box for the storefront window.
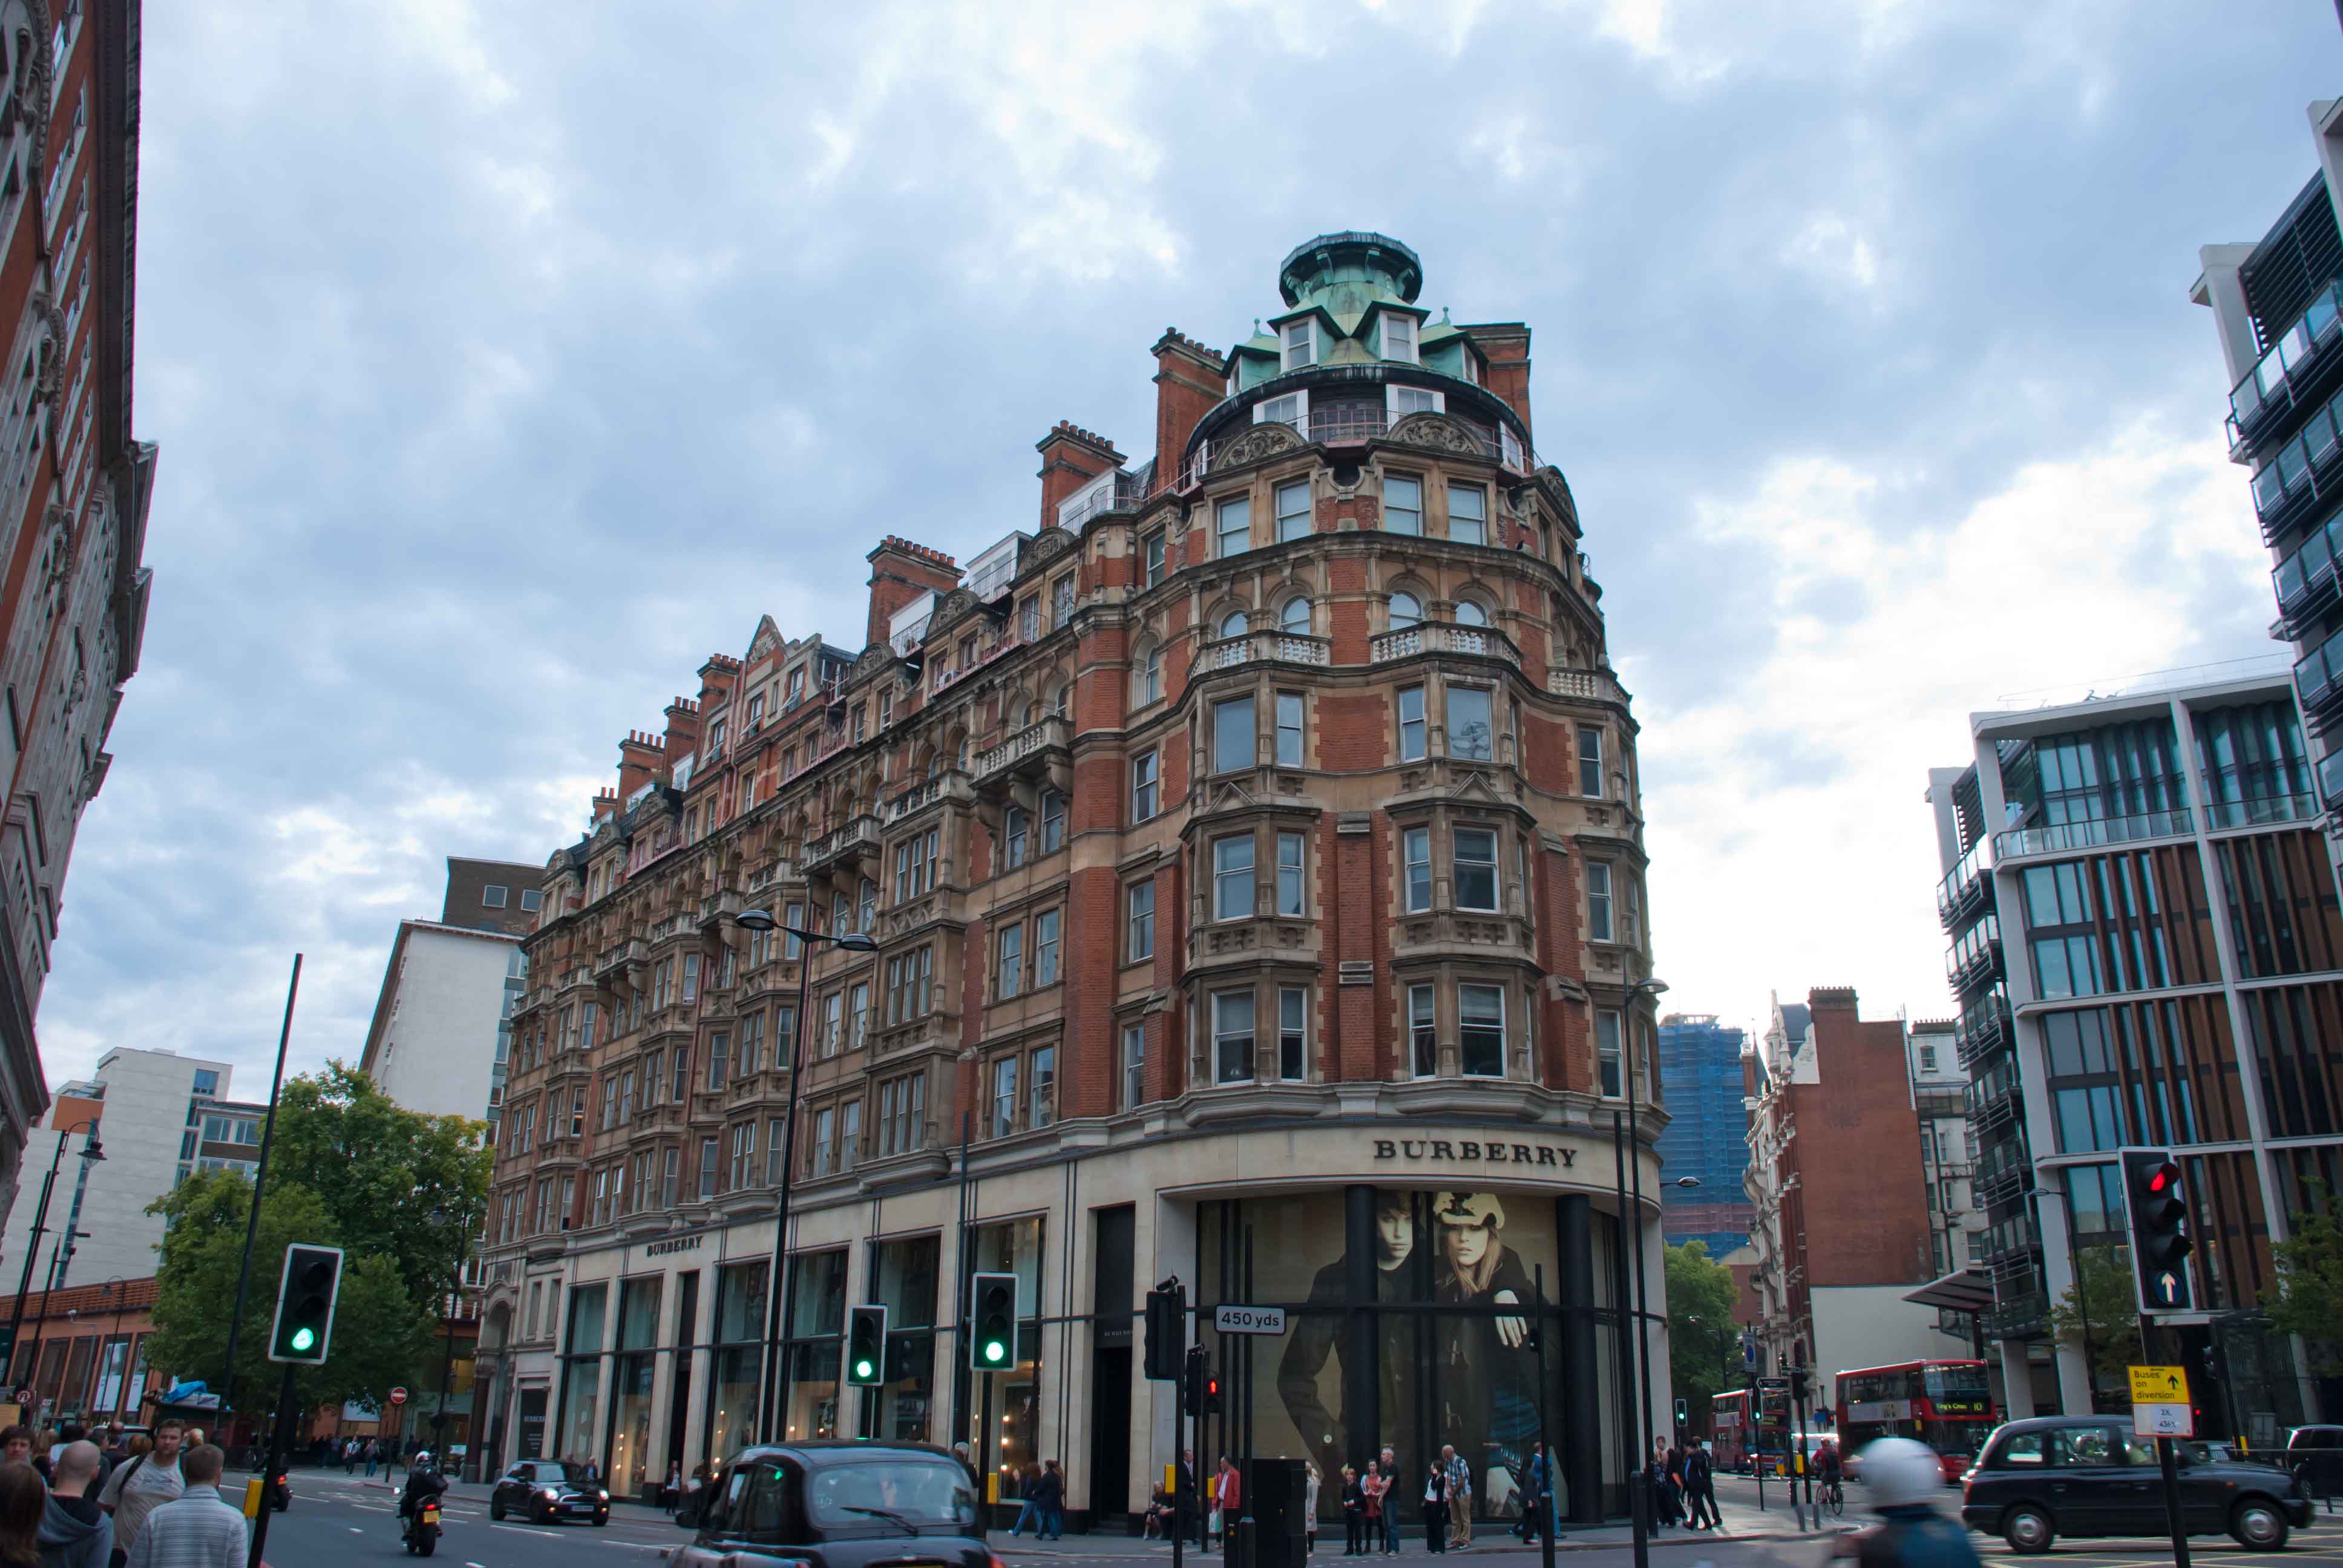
[967,1218,1044,1497]
[705,1262,767,1467]
[874,1234,939,1441]
[608,1278,661,1495]
[557,1284,608,1467]
[784,1251,849,1442]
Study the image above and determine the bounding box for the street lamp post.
[4,1121,100,1389]
[426,1202,482,1467]
[730,908,877,1443]
[1622,976,1667,1567]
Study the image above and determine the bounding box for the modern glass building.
[1654,1016,1752,1254]
[1927,676,2338,1431]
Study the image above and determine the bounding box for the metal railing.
[1992,808,2192,861]
[1056,471,1149,530]
[1936,837,1993,927]
[2203,792,2320,829]
[2231,277,2343,443]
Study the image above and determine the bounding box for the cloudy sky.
[31,1,2341,1089]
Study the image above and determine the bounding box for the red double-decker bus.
[1710,1390,1752,1471]
[1835,1359,1996,1482]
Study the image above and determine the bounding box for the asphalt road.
[230,1471,685,1568]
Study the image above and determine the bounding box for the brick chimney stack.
[1152,328,1227,483]
[1034,420,1123,531]
[617,730,665,800]
[662,695,703,760]
[1462,321,1532,439]
[864,535,962,652]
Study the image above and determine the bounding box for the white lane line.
[347,1527,364,1534]
[467,1562,488,1567]
[492,1524,562,1537]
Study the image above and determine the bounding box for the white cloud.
[1635,416,2273,1029]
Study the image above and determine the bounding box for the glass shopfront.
[557,1284,608,1466]
[965,1218,1044,1503]
[608,1278,662,1494]
[872,1234,939,1442]
[782,1250,849,1442]
[704,1261,768,1468]
[1198,1186,1631,1526]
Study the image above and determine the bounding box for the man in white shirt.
[123,1446,243,1568]
[95,1420,183,1567]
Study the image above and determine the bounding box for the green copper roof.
[1277,232,1423,307]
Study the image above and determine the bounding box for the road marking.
[347,1527,364,1534]
[493,1524,562,1537]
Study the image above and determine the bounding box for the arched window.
[1053,681,1071,719]
[1280,598,1310,635]
[1455,600,1488,627]
[1390,592,1421,631]
[1219,610,1249,640]
[1137,643,1162,705]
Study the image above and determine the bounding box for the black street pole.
[950,1111,972,1450]
[2,1121,91,1390]
[223,953,303,1418]
[1535,1263,1558,1568]
[245,1362,298,1568]
[1611,1109,1643,1562]
[756,926,818,1443]
[1626,1070,1654,1568]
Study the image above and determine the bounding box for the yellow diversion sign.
[2128,1365,2186,1403]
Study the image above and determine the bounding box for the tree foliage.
[1666,1240,1743,1420]
[265,1062,491,1298]
[2268,1186,2343,1374]
[145,1171,434,1413]
[2046,1243,2143,1396]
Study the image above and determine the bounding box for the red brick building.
[0,1,156,1229]
[1741,988,1970,1407]
[477,233,1669,1529]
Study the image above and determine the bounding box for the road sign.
[388,1388,407,1406]
[1213,1304,1287,1336]
[2128,1365,2186,1404]
[2135,1402,2194,1438]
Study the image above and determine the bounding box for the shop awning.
[1903,1267,1994,1315]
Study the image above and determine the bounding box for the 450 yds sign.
[1213,1304,1287,1336]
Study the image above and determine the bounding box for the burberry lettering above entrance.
[644,1232,704,1257]
[1374,1136,1576,1168]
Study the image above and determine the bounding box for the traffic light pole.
[245,1362,297,1568]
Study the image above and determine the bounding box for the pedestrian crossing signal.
[267,1244,343,1365]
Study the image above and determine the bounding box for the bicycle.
[1821,1477,1844,1518]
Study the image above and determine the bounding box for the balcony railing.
[972,715,1069,784]
[2247,374,2343,543]
[1199,630,1332,670]
[2231,277,2343,448]
[1369,622,1521,666]
[1955,992,2011,1071]
[1056,472,1149,531]
[885,769,972,823]
[2203,792,2320,829]
[1195,400,1540,480]
[1549,668,1629,705]
[2300,626,2343,724]
[1935,837,1993,929]
[1967,1077,2021,1131]
[1992,808,2192,861]
[802,814,879,874]
[1973,1162,2028,1212]
[2322,747,2343,808]
[2273,508,2343,633]
[1944,915,2001,992]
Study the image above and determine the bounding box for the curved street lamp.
[730,907,877,1442]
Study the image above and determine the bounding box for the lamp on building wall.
[3,1120,100,1392]
[730,906,878,1443]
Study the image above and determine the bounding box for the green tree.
[144,1170,435,1413]
[265,1062,491,1299]
[2046,1243,2142,1399]
[2267,1187,2343,1374]
[1666,1240,1742,1425]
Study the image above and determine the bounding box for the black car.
[671,1441,997,1568]
[2287,1423,2343,1500]
[1961,1416,2309,1553]
[488,1459,611,1526]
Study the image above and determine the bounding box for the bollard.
[240,1479,263,1521]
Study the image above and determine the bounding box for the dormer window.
[1281,319,1316,371]
[1256,390,1308,428]
[1388,385,1441,420]
[1381,313,1417,364]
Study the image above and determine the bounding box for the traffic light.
[1182,1348,1208,1417]
[1204,1368,1223,1416]
[846,1304,888,1387]
[969,1272,1017,1370]
[1788,1365,1810,1406]
[1674,1396,1688,1430]
[267,1244,344,1364]
[1144,1284,1185,1381]
[2122,1147,2195,1313]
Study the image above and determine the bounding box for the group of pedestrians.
[1647,1436,1723,1533]
[1004,1459,1065,1540]
[0,1416,248,1568]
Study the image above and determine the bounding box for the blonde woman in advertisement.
[1432,1193,1541,1525]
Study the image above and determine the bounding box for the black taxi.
[672,1442,1000,1568]
[1960,1416,2308,1553]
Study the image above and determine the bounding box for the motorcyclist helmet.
[1860,1437,1942,1511]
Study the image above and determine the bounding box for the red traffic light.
[2147,1163,2177,1195]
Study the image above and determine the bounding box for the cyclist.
[1828,1438,1981,1567]
[1815,1436,1844,1511]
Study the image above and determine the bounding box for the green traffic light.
[290,1327,316,1353]
[984,1341,1004,1364]
[854,1359,874,1379]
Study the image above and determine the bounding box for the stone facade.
[475,234,1670,1529]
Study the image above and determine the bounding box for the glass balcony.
[2322,746,2343,806]
[2273,510,2343,631]
[2298,626,2343,720]
[1944,915,2002,993]
[2247,376,2343,543]
[1992,808,2192,862]
[1936,837,1993,930]
[2203,792,2319,829]
[2230,278,2343,447]
[1954,989,2011,1071]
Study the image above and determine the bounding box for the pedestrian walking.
[1339,1465,1364,1556]
[94,1420,183,1568]
[1008,1462,1041,1537]
[1214,1457,1240,1553]
[1513,1440,1549,1542]
[1440,1446,1470,1550]
[38,1442,110,1568]
[1178,1450,1201,1547]
[1418,1460,1446,1555]
[121,1447,243,1568]
[0,1462,47,1567]
[1034,1459,1064,1540]
[1303,1463,1320,1555]
[1375,1448,1401,1555]
[1684,1441,1721,1531]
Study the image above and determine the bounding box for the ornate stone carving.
[1029,526,1074,564]
[1210,422,1303,473]
[1388,412,1486,458]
